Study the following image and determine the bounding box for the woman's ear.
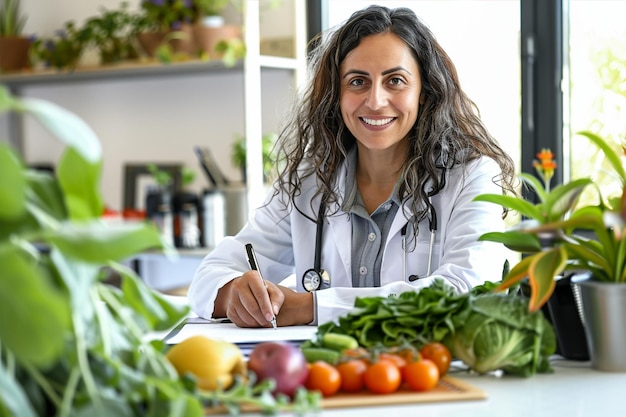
[419,94,425,105]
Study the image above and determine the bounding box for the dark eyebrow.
[342,69,368,79]
[382,66,411,76]
[342,66,411,79]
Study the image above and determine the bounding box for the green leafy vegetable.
[445,293,556,377]
[314,279,556,377]
[316,280,470,347]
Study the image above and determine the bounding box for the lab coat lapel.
[326,210,352,284]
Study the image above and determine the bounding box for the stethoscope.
[302,200,438,291]
[402,202,437,282]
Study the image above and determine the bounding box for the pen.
[245,243,277,329]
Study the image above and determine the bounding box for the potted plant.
[172,166,202,248]
[80,1,144,64]
[30,21,88,70]
[475,131,626,371]
[191,0,242,59]
[0,0,30,72]
[193,0,231,25]
[137,0,196,57]
[231,132,276,183]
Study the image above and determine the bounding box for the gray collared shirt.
[342,148,401,287]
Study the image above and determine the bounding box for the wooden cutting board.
[321,375,486,408]
[206,376,486,414]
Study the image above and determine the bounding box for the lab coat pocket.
[405,238,440,281]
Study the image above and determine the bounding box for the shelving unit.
[0,0,308,291]
[243,0,307,208]
[1,0,307,212]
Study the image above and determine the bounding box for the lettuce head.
[445,293,556,377]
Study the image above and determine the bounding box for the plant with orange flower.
[473,131,626,311]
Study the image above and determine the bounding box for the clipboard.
[164,317,318,353]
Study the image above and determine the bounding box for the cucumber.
[321,333,359,352]
[301,347,341,365]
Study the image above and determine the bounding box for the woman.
[188,5,516,327]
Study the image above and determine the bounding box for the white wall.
[10,0,296,211]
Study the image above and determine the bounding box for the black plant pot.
[546,273,590,360]
[520,274,589,361]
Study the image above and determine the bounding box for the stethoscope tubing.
[306,200,438,289]
[402,203,437,283]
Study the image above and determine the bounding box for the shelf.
[0,55,299,88]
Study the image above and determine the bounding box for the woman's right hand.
[218,272,284,328]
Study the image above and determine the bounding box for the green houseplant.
[190,0,243,61]
[0,86,320,414]
[0,0,30,72]
[475,131,626,311]
[30,21,88,70]
[0,86,202,415]
[137,0,196,57]
[231,133,276,183]
[80,1,144,64]
[475,131,626,371]
[0,0,26,35]
[193,0,231,21]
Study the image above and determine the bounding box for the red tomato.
[419,342,452,376]
[336,359,368,392]
[363,359,402,394]
[378,352,408,370]
[305,361,341,397]
[403,359,440,392]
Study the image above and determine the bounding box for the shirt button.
[359,266,367,275]
[384,202,392,210]
[368,232,376,241]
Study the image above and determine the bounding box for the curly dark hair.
[271,5,517,226]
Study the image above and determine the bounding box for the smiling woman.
[188,4,517,329]
[328,1,522,171]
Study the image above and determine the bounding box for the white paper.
[165,318,318,346]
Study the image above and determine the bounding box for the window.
[567,0,626,206]
[324,1,522,179]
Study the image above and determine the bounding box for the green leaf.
[19,95,102,163]
[520,173,548,202]
[478,231,542,252]
[0,143,26,219]
[117,264,189,331]
[0,85,19,111]
[0,245,71,367]
[542,178,593,222]
[527,247,567,312]
[44,221,171,263]
[0,364,38,417]
[25,170,68,221]
[57,147,104,220]
[473,193,543,220]
[498,255,535,291]
[578,131,626,185]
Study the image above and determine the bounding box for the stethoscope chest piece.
[302,268,330,292]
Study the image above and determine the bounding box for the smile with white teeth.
[361,117,394,126]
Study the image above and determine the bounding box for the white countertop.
[219,358,624,417]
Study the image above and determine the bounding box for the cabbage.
[445,293,556,377]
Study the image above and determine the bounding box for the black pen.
[245,243,277,329]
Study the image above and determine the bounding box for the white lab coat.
[188,155,509,325]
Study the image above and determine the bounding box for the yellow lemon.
[166,335,246,391]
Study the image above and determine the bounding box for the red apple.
[247,342,309,398]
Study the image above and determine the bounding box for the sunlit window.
[568,0,626,206]
[327,1,522,174]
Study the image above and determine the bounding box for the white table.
[223,358,624,417]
